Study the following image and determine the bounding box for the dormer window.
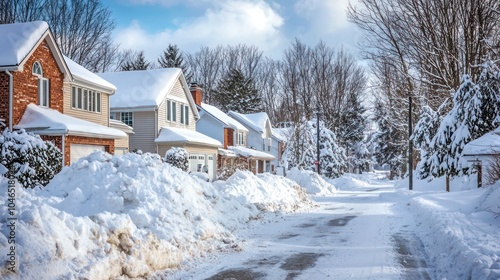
[32,61,49,107]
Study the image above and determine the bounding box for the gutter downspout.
[155,107,159,154]
[5,70,13,131]
[62,134,66,166]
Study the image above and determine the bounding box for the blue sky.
[106,0,361,61]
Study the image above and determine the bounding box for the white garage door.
[70,144,105,163]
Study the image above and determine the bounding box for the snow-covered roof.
[98,68,193,111]
[228,111,270,133]
[462,131,500,156]
[63,55,116,92]
[228,146,276,160]
[0,21,49,67]
[109,119,134,134]
[15,104,127,139]
[218,148,238,157]
[201,103,248,132]
[155,127,222,147]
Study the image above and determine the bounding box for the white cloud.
[294,0,351,31]
[114,0,285,60]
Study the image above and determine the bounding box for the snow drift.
[0,151,312,279]
[285,167,337,195]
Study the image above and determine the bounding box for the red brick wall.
[0,39,64,126]
[190,86,202,107]
[223,127,234,149]
[64,136,114,166]
[41,135,115,166]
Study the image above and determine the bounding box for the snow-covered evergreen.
[214,68,262,113]
[425,63,500,178]
[164,147,189,172]
[412,105,442,179]
[283,119,346,178]
[0,129,62,188]
[157,44,192,82]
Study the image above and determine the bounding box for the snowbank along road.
[169,178,432,279]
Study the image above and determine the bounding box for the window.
[71,86,101,113]
[38,78,49,107]
[33,62,49,107]
[180,104,189,125]
[120,112,133,127]
[236,131,245,146]
[167,100,177,122]
[262,138,271,151]
[32,62,42,75]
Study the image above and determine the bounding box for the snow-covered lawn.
[1,154,499,279]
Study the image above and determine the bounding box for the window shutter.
[180,105,185,124]
[172,102,177,122]
[45,79,49,107]
[167,100,171,121]
[185,105,189,125]
[96,93,101,112]
[38,78,42,105]
[71,87,76,108]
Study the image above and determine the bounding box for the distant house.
[0,21,127,165]
[461,127,500,172]
[227,111,281,173]
[197,102,278,174]
[98,69,221,180]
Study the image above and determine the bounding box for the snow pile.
[285,167,337,195]
[215,170,314,212]
[0,151,314,279]
[328,172,373,190]
[408,182,500,279]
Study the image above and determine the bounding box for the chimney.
[190,82,202,107]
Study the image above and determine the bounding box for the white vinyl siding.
[157,78,196,130]
[127,111,156,153]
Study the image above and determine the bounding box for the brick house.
[0,21,126,165]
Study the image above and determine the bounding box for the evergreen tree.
[372,99,406,179]
[214,68,262,113]
[120,50,150,71]
[316,119,347,178]
[412,105,442,179]
[428,75,475,177]
[283,119,346,178]
[157,44,192,82]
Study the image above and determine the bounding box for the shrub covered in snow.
[0,129,61,188]
[164,147,189,171]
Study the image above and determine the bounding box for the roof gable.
[200,103,248,132]
[64,55,116,92]
[98,68,199,118]
[228,111,271,134]
[0,21,71,80]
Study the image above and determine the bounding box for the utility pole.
[316,105,321,175]
[409,95,413,191]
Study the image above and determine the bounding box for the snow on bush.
[215,170,314,212]
[285,167,337,196]
[164,147,189,171]
[0,151,314,279]
[0,129,61,188]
